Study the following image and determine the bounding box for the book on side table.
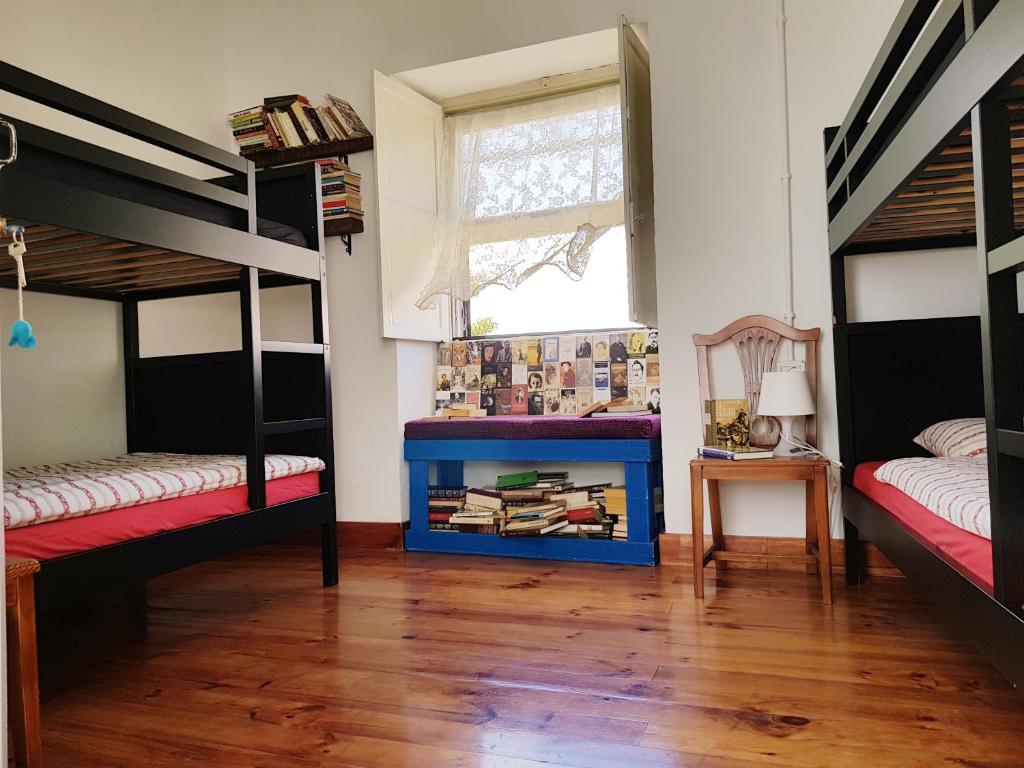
[698,445,773,461]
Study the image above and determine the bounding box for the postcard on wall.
[543,336,559,362]
[560,388,577,415]
[526,338,542,366]
[435,397,451,413]
[629,358,646,386]
[497,363,513,389]
[451,367,466,392]
[496,339,514,363]
[466,391,480,406]
[576,358,593,388]
[594,387,611,403]
[437,344,452,367]
[647,385,661,413]
[451,341,468,368]
[511,339,528,365]
[576,335,593,359]
[544,389,561,415]
[511,384,528,414]
[645,329,659,354]
[496,388,513,415]
[528,391,545,415]
[592,334,610,362]
[527,368,544,391]
[577,388,594,412]
[481,342,499,367]
[466,340,481,365]
[593,362,610,390]
[628,386,646,407]
[512,364,527,385]
[609,333,628,362]
[610,362,628,390]
[628,330,647,358]
[544,362,560,389]
[480,390,496,414]
[646,355,659,384]
[559,335,575,363]
[451,391,467,405]
[481,372,497,392]
[436,366,453,392]
[559,360,576,388]
[465,365,482,391]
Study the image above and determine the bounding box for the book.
[548,491,590,508]
[540,519,570,535]
[428,485,467,499]
[326,93,371,137]
[698,445,774,461]
[465,489,503,511]
[704,398,750,447]
[497,470,539,489]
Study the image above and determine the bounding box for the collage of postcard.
[434,328,661,416]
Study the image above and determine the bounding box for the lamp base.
[772,415,805,458]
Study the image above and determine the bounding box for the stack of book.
[604,487,629,540]
[427,485,466,531]
[228,106,280,156]
[317,159,363,225]
[227,93,370,155]
[425,470,646,542]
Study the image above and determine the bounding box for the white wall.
[0,290,125,468]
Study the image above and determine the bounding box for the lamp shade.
[757,370,815,416]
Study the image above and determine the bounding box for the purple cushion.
[404,414,661,440]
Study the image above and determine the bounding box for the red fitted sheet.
[4,471,321,562]
[854,461,992,592]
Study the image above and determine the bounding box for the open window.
[374,20,656,341]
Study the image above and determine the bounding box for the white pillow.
[913,418,988,458]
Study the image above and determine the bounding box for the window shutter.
[373,70,450,341]
[619,17,658,327]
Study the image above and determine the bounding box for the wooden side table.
[689,457,832,604]
[7,557,42,768]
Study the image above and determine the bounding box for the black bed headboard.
[839,316,984,476]
[131,350,326,457]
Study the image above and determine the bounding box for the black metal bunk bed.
[826,0,1024,687]
[0,61,338,606]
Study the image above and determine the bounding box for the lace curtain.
[417,84,624,308]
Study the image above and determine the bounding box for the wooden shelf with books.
[246,135,374,169]
[323,217,364,238]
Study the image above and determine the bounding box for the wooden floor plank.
[35,546,1024,767]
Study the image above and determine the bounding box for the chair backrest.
[693,315,820,447]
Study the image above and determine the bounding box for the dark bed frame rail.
[0,59,319,279]
[825,0,1024,255]
[828,0,1024,689]
[0,61,338,600]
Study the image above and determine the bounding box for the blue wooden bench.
[403,415,664,565]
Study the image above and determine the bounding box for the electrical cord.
[778,434,845,539]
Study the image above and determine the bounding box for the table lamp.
[757,370,815,457]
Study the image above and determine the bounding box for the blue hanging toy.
[6,225,36,349]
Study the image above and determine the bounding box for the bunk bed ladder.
[972,87,1024,612]
[240,266,267,510]
[311,275,338,586]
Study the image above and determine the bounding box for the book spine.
[291,102,320,144]
[698,446,735,460]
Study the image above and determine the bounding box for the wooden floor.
[36,546,1024,767]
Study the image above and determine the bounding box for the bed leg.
[321,521,339,588]
[126,581,148,638]
[844,518,865,586]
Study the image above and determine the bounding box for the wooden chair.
[693,314,819,447]
[690,316,832,604]
[6,557,42,767]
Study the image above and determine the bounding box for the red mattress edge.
[853,461,993,592]
[5,471,322,562]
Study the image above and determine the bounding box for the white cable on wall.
[776,0,795,337]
